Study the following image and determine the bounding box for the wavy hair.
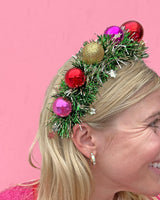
[27,58,160,200]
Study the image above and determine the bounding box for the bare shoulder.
[0,180,39,200]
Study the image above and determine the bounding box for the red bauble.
[121,21,143,42]
[65,68,86,88]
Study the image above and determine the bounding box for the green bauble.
[82,42,104,64]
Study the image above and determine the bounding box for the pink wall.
[0,0,160,190]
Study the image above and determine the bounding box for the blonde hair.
[28,58,160,200]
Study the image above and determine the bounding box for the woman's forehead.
[115,88,160,124]
[137,88,160,111]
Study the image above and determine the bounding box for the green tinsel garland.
[47,32,148,138]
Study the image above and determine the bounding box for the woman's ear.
[71,123,97,159]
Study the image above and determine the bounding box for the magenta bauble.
[104,26,124,43]
[65,68,86,88]
[121,21,143,41]
[53,97,72,117]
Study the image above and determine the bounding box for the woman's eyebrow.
[145,112,160,121]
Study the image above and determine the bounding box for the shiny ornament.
[82,42,104,64]
[65,68,86,88]
[53,97,72,117]
[104,26,124,43]
[121,21,143,42]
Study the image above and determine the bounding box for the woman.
[1,20,160,200]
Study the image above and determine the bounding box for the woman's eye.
[149,118,160,127]
[149,118,160,134]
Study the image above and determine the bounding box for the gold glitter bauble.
[82,42,104,64]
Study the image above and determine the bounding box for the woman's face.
[96,88,160,196]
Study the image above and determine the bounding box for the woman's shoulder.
[0,179,39,200]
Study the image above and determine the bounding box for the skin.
[72,88,160,200]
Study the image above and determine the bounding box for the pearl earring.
[90,153,96,165]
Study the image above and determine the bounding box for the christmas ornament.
[121,21,143,42]
[53,97,72,117]
[47,20,148,138]
[104,26,124,43]
[65,68,86,88]
[82,42,104,64]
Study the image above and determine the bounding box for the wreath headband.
[47,20,148,138]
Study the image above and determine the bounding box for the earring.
[90,153,96,165]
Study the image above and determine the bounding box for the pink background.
[0,0,160,191]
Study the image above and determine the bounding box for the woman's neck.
[90,165,121,200]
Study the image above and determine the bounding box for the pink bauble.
[104,26,124,43]
[53,97,72,117]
